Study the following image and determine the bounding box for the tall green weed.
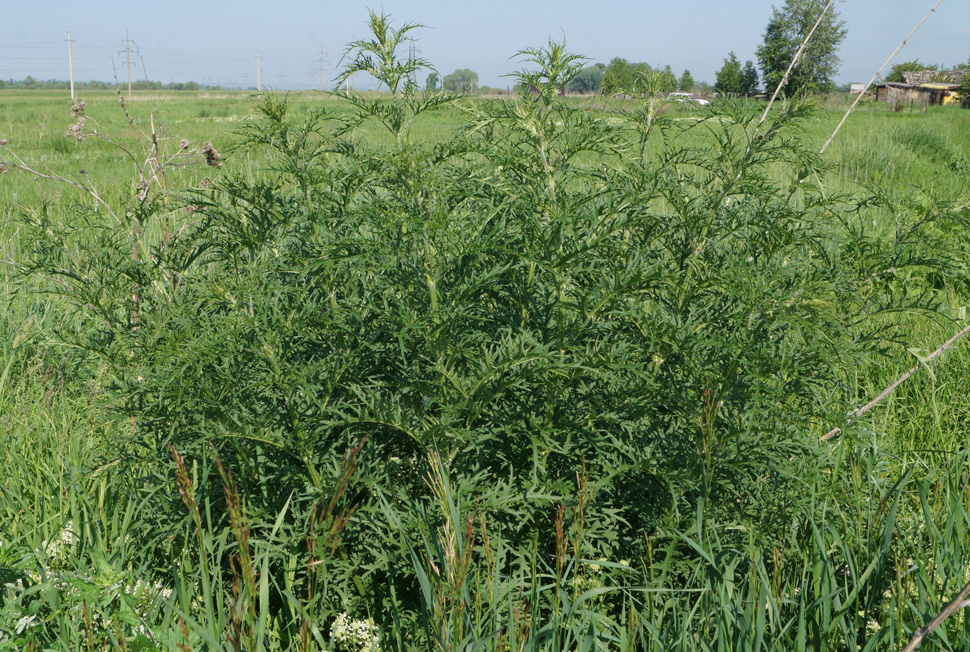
[4,23,970,650]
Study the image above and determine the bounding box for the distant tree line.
[430,59,704,98]
[0,77,221,91]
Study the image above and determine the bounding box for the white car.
[666,92,710,106]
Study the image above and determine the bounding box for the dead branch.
[901,578,970,652]
[822,321,970,441]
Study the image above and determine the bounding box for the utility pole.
[256,51,261,92]
[66,32,75,101]
[125,29,132,96]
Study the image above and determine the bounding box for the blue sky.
[1,1,967,89]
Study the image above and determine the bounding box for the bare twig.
[901,577,970,652]
[822,321,970,440]
[820,0,943,154]
[760,0,836,125]
[0,157,122,224]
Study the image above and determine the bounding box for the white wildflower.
[331,612,381,652]
[43,519,76,564]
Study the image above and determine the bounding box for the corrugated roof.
[920,83,959,90]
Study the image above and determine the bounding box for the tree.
[601,58,655,95]
[443,69,478,94]
[679,69,695,92]
[715,52,743,96]
[756,0,846,96]
[567,64,605,94]
[426,71,439,91]
[741,60,759,95]
[601,58,633,95]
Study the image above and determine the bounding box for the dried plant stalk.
[822,321,970,440]
[820,0,944,154]
[901,577,970,652]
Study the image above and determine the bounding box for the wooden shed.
[874,82,918,104]
[918,83,961,106]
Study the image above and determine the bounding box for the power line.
[0,45,63,50]
[137,47,247,62]
[0,55,103,60]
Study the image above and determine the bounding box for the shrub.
[11,25,962,650]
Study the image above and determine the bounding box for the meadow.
[2,52,970,652]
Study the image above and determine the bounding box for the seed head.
[66,117,86,142]
[0,138,8,146]
[202,141,222,168]
[70,101,86,118]
[0,164,6,174]
[179,138,190,150]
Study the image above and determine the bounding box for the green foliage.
[567,63,605,94]
[741,60,759,95]
[757,0,847,96]
[22,66,937,556]
[716,53,758,96]
[425,71,439,91]
[513,37,587,105]
[659,65,677,94]
[715,52,743,96]
[5,23,970,651]
[601,57,632,95]
[442,68,478,94]
[678,69,695,92]
[886,60,937,83]
[1,77,214,91]
[337,10,430,95]
[600,58,655,96]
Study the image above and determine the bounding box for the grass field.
[2,79,970,651]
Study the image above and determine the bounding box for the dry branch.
[820,0,944,154]
[901,578,970,652]
[821,321,970,441]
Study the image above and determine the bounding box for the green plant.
[337,11,429,96]
[5,21,970,651]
